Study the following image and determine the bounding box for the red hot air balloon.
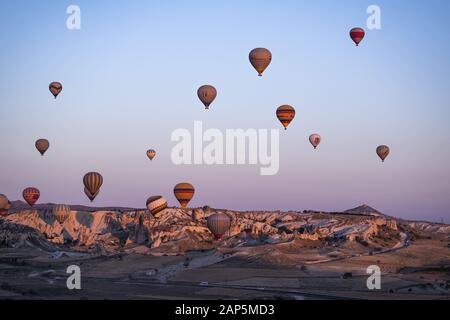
[350,27,365,46]
[23,187,40,207]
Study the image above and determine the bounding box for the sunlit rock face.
[0,202,414,255]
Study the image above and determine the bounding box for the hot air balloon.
[146,196,168,215]
[276,105,295,130]
[84,187,99,202]
[309,134,321,149]
[0,194,10,210]
[23,187,40,207]
[0,194,11,217]
[207,212,231,240]
[350,27,365,46]
[49,82,63,99]
[35,139,50,156]
[146,149,156,161]
[53,204,71,224]
[376,145,390,162]
[249,48,272,76]
[83,172,103,202]
[173,182,195,208]
[197,85,217,110]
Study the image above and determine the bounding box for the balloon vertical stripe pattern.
[53,204,71,223]
[207,212,231,240]
[276,105,296,130]
[84,188,99,202]
[174,183,195,208]
[83,172,103,201]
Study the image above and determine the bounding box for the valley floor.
[0,237,448,300]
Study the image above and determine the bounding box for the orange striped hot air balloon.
[249,48,272,76]
[173,182,195,208]
[83,172,103,202]
[35,139,50,156]
[350,27,365,46]
[276,105,296,130]
[49,82,63,99]
[23,187,40,207]
[146,196,168,215]
[197,85,217,110]
[207,212,231,240]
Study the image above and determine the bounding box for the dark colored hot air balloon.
[146,195,168,215]
[173,182,195,208]
[197,85,217,109]
[309,134,321,149]
[249,48,272,76]
[147,149,156,161]
[376,145,390,162]
[84,187,99,202]
[276,105,295,130]
[35,139,50,156]
[53,204,71,224]
[49,82,63,99]
[83,172,103,202]
[350,27,365,46]
[207,212,231,240]
[23,187,40,207]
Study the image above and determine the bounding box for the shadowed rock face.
[0,204,420,255]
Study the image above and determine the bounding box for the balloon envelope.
[249,48,272,76]
[53,204,71,224]
[309,134,321,149]
[146,195,168,215]
[0,194,10,210]
[35,139,50,156]
[197,85,217,109]
[276,105,296,130]
[84,187,99,202]
[376,145,390,162]
[83,172,103,201]
[49,82,63,98]
[207,212,231,240]
[173,182,195,208]
[147,149,156,160]
[23,187,40,206]
[350,27,365,46]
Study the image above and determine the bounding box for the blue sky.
[1,0,449,222]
